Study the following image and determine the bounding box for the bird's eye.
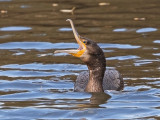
[83,40,87,44]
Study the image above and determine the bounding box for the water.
[0,0,160,119]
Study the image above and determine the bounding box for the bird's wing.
[74,71,89,92]
[74,69,124,92]
[103,69,124,90]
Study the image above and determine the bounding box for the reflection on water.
[154,40,160,43]
[0,26,32,31]
[0,0,160,119]
[113,28,128,32]
[20,5,31,9]
[113,27,158,33]
[106,55,140,60]
[136,28,158,33]
[0,42,141,49]
[153,53,160,56]
[0,63,87,71]
[134,59,159,66]
[0,0,11,1]
[59,27,72,31]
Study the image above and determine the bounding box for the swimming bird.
[55,19,124,92]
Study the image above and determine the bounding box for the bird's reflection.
[75,92,111,109]
[90,92,111,106]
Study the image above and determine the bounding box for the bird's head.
[54,19,104,63]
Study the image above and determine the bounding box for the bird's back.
[74,69,124,92]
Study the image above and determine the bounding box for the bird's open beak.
[54,19,86,57]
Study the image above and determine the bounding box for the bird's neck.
[85,55,106,92]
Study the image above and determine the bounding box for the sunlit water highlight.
[0,26,32,31]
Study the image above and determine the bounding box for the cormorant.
[55,19,124,92]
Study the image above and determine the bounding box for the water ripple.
[153,53,160,56]
[113,28,158,33]
[59,28,72,32]
[0,0,11,1]
[0,42,141,50]
[106,55,140,60]
[20,5,31,9]
[134,59,160,66]
[0,70,76,77]
[0,34,13,39]
[153,40,160,44]
[99,43,141,49]
[0,63,88,78]
[0,63,87,71]
[136,28,158,33]
[0,26,32,31]
[113,28,127,32]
